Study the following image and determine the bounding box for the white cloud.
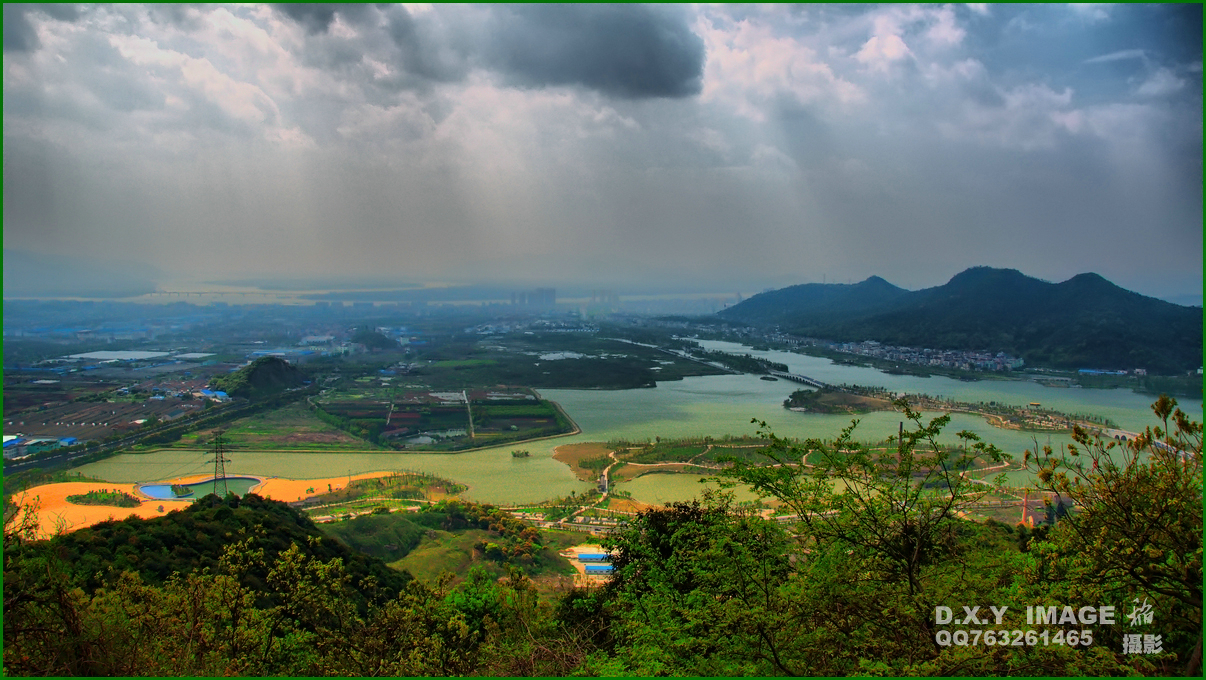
[940,82,1077,150]
[1135,68,1186,98]
[334,95,435,142]
[749,143,799,173]
[855,34,913,72]
[853,5,969,73]
[1068,3,1112,23]
[922,57,987,87]
[327,15,359,40]
[1070,103,1180,177]
[854,11,914,73]
[925,6,966,47]
[426,75,641,181]
[698,14,863,121]
[109,34,280,127]
[1083,49,1147,65]
[2,3,1199,294]
[203,7,283,57]
[1077,103,1163,141]
[263,125,316,148]
[687,127,731,156]
[1003,14,1037,34]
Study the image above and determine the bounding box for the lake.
[75,340,1170,505]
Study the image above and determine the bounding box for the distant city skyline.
[4,4,1202,302]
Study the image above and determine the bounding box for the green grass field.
[389,528,494,581]
[210,402,370,450]
[700,445,771,464]
[387,525,582,585]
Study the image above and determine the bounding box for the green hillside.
[321,501,577,582]
[719,267,1203,373]
[211,356,306,399]
[11,493,411,600]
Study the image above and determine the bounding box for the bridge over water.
[769,370,830,389]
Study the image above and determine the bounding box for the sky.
[3,3,1202,301]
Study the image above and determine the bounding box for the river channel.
[76,340,1170,505]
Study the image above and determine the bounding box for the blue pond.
[138,476,262,500]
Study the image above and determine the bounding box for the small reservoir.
[138,476,263,500]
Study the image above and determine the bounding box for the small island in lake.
[784,384,1117,434]
[783,387,892,415]
[66,489,142,508]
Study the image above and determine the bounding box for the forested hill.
[718,267,1203,373]
[718,275,909,327]
[211,356,306,398]
[16,493,412,600]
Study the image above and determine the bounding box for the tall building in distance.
[511,287,556,308]
[590,290,619,306]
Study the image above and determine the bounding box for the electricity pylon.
[208,431,231,498]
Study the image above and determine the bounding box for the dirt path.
[552,443,612,481]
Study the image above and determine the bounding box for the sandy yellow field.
[10,471,400,539]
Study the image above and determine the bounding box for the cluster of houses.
[3,435,79,459]
[831,341,1024,372]
[3,383,232,461]
[114,385,230,402]
[642,321,1028,374]
[466,319,599,335]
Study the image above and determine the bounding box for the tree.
[718,398,1007,597]
[1026,395,1203,674]
[592,492,800,676]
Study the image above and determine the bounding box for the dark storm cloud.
[37,3,80,22]
[272,4,705,100]
[4,5,41,53]
[384,5,472,82]
[2,4,1199,300]
[4,4,81,53]
[276,4,379,34]
[271,4,472,100]
[277,4,340,35]
[487,4,705,99]
[145,4,205,31]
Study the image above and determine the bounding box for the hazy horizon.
[4,4,1202,302]
[4,247,1201,310]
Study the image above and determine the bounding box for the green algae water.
[76,341,1176,505]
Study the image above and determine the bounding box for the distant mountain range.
[717,267,1203,374]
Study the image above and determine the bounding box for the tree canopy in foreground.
[3,397,1200,676]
